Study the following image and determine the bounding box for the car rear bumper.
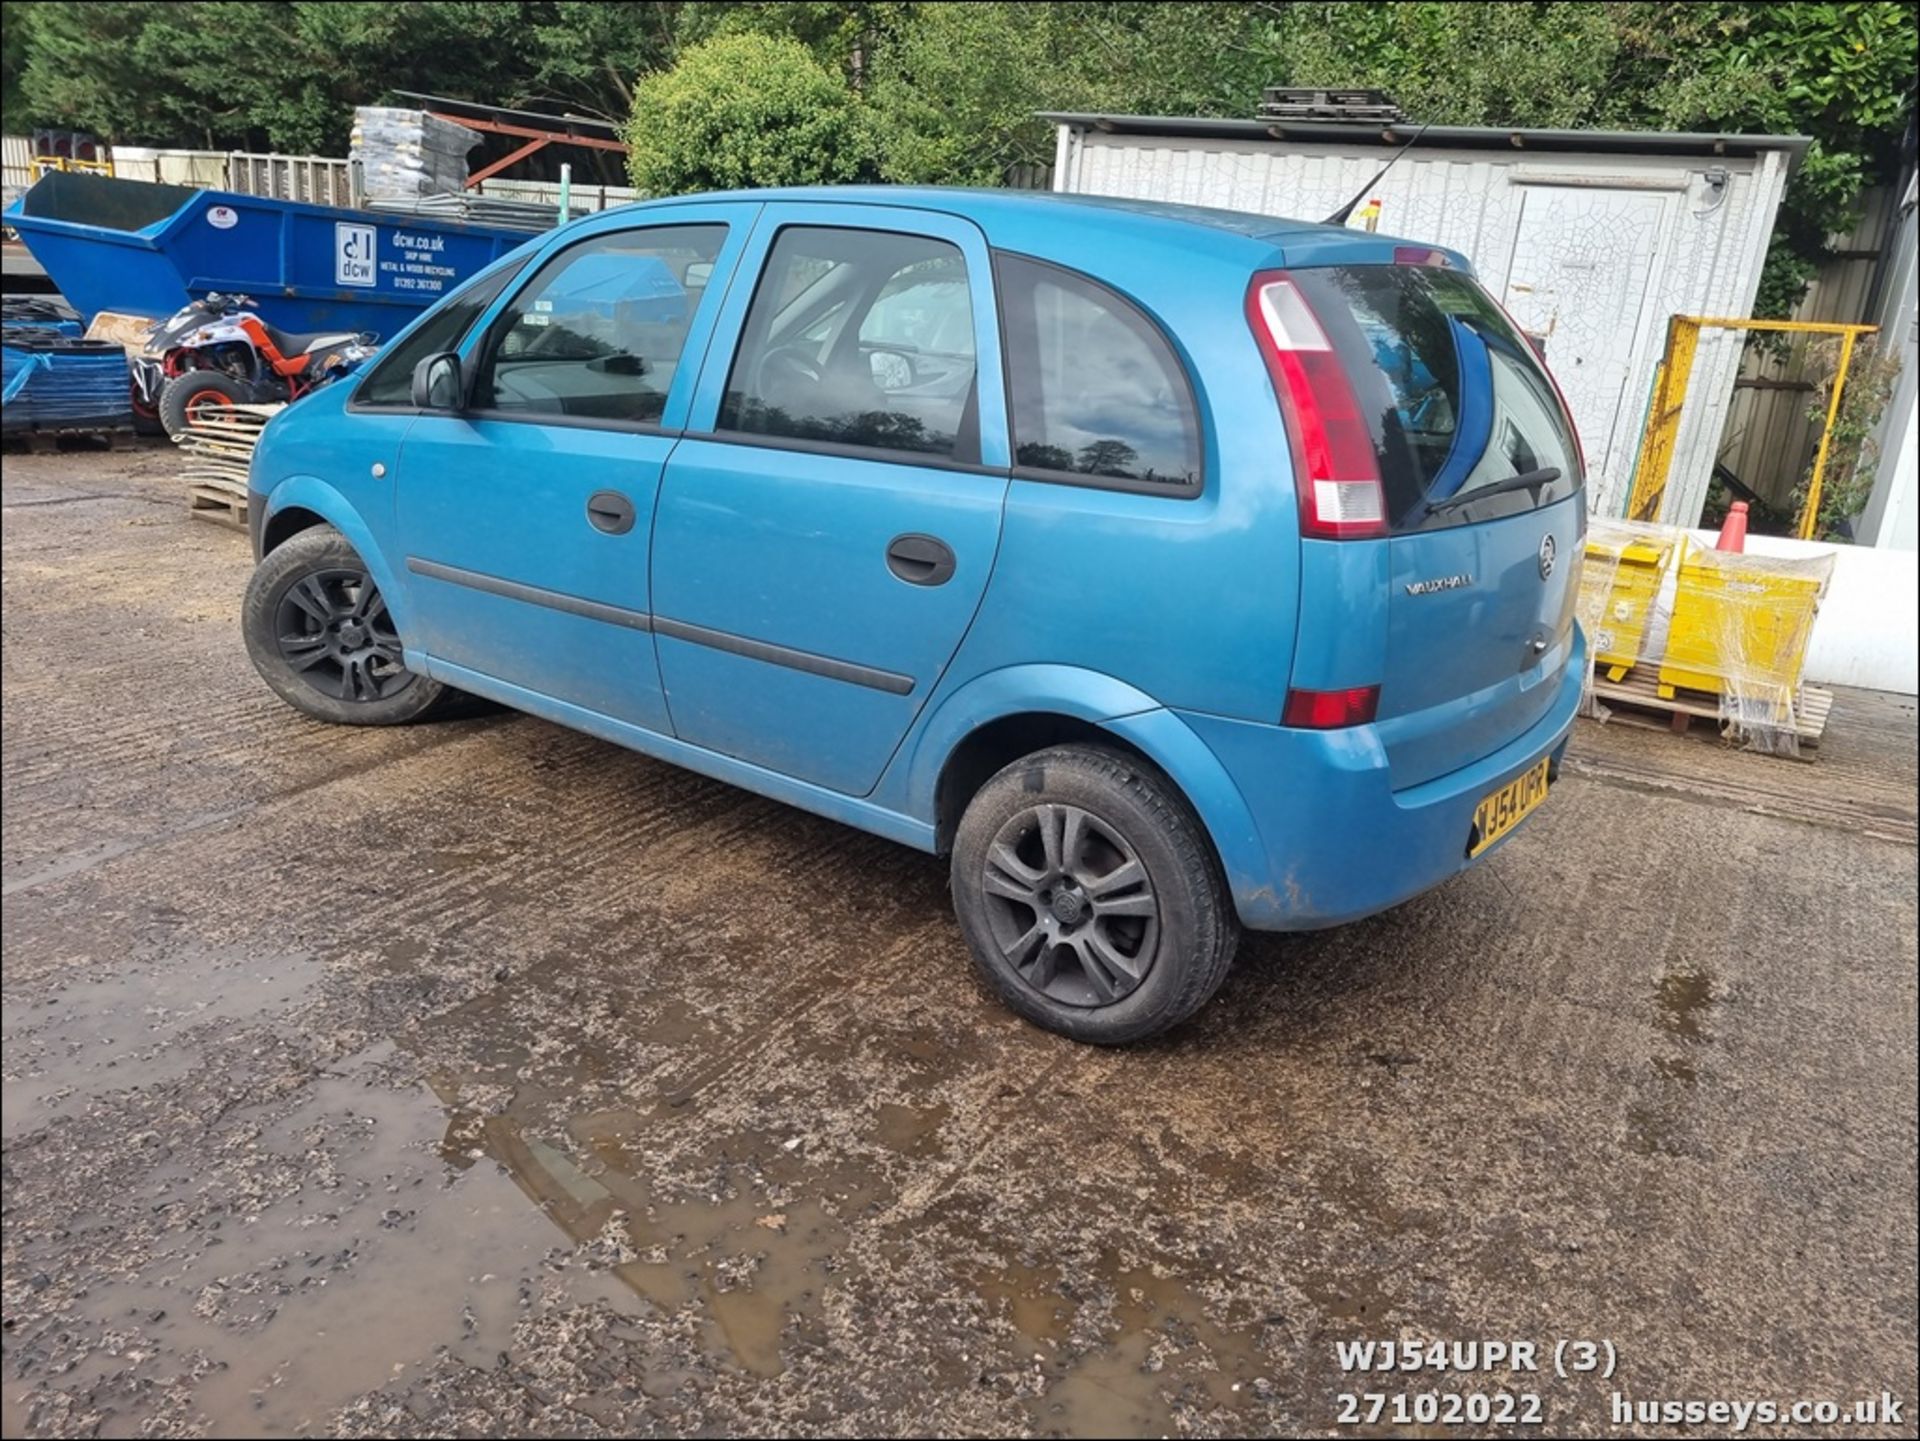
[1176,624,1585,931]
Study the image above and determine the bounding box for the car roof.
[686,184,1305,237]
[605,184,1469,275]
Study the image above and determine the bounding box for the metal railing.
[1629,316,1880,538]
[227,151,353,207]
[92,142,639,213]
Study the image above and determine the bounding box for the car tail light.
[1246,272,1387,539]
[1393,246,1450,267]
[1282,685,1381,729]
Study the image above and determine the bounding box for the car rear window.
[1289,265,1582,531]
[996,254,1202,494]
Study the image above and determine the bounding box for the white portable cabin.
[1046,113,1807,526]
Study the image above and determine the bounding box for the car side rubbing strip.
[651,616,915,696]
[405,557,915,695]
[407,557,654,632]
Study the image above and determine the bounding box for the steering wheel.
[754,344,821,398]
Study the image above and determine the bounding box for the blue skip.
[5,171,532,339]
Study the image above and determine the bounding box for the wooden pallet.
[1588,662,1832,753]
[179,403,280,528]
[187,477,249,530]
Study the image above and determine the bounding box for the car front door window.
[472,225,726,425]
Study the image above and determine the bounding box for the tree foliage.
[4,2,1912,308]
[863,2,1256,185]
[623,31,877,194]
[2,1,675,152]
[1794,335,1903,538]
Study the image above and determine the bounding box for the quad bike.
[137,294,378,439]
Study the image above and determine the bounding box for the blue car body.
[248,186,1585,932]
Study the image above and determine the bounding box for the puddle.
[616,1194,848,1379]
[1652,968,1716,1043]
[973,1260,1074,1348]
[436,1093,887,1382]
[1629,967,1718,1156]
[10,896,1411,1439]
[11,905,1349,1432]
[380,926,914,1385]
[875,1101,951,1156]
[0,944,319,1133]
[968,1249,1272,1438]
[21,1051,628,1438]
[1650,1054,1698,1084]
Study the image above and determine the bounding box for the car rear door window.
[719,226,979,462]
[353,256,527,408]
[1288,265,1582,529]
[471,225,725,425]
[996,254,1201,493]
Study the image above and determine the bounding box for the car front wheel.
[950,743,1238,1044]
[242,524,448,726]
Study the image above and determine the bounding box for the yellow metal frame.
[28,155,116,180]
[1625,316,1878,538]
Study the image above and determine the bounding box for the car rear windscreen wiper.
[1420,467,1562,517]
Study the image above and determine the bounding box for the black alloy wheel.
[950,744,1239,1044]
[273,567,414,704]
[980,801,1161,1007]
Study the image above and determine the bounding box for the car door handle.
[886,533,956,586]
[586,490,636,535]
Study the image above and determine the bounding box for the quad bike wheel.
[158,371,256,440]
[129,385,166,437]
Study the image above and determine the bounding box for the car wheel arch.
[932,710,1163,855]
[901,667,1267,906]
[256,478,415,641]
[261,504,328,556]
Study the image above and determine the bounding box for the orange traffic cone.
[1715,501,1748,553]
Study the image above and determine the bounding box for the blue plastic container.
[3,335,132,432]
[5,171,531,340]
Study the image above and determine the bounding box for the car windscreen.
[1289,265,1583,532]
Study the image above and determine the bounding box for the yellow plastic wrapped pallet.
[1657,540,1835,757]
[1580,519,1679,685]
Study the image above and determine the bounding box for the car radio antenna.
[1320,121,1431,227]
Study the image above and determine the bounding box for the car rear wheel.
[158,370,254,440]
[950,743,1238,1044]
[242,525,449,726]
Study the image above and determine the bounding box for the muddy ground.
[3,444,1915,1438]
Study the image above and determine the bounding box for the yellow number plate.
[1468,758,1551,858]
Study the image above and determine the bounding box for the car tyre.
[951,743,1239,1044]
[242,524,450,727]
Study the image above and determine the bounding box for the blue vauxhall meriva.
[243,187,1586,1043]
